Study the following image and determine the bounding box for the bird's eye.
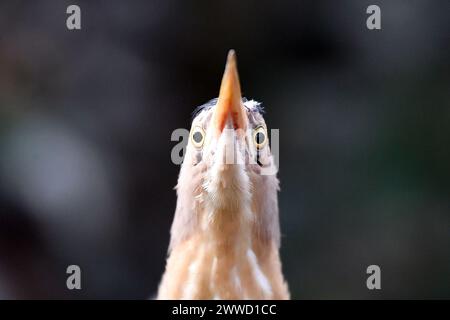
[190,126,205,148]
[253,126,268,149]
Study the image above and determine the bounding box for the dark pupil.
[193,131,203,143]
[256,132,265,144]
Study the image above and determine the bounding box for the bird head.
[170,50,280,251]
[159,50,288,300]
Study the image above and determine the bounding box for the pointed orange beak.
[211,50,247,136]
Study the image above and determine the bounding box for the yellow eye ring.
[190,126,205,148]
[253,126,268,149]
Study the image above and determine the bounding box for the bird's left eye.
[190,126,205,148]
[253,125,268,149]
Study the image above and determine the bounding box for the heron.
[157,50,289,299]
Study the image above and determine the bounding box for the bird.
[157,50,289,300]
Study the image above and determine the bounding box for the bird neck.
[158,188,289,300]
[158,163,290,299]
[200,164,254,256]
[200,205,253,257]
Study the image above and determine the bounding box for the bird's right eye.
[190,126,205,148]
[253,125,268,149]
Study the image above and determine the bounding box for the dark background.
[0,0,449,299]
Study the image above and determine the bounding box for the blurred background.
[0,0,449,299]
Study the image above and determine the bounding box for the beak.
[211,50,248,137]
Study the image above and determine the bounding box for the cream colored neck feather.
[157,163,289,299]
